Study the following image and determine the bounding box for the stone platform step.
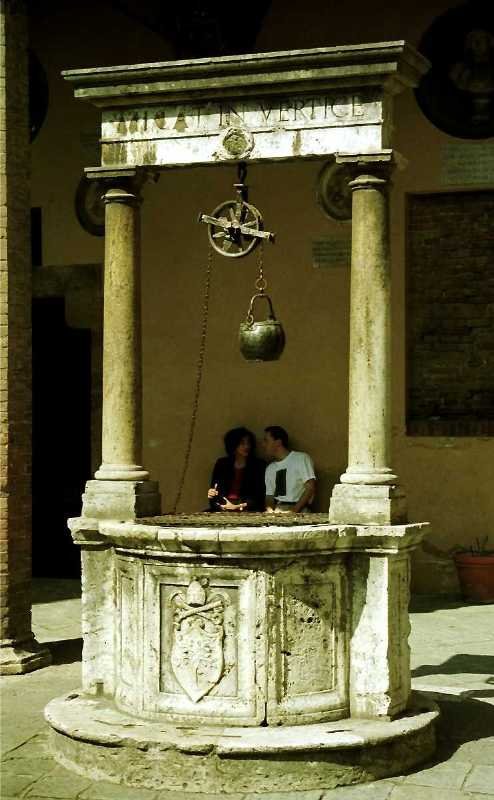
[45,690,438,794]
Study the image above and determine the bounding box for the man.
[263,426,316,513]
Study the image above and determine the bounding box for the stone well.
[45,41,437,793]
[45,514,437,793]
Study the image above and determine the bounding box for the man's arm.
[265,495,276,512]
[293,478,316,513]
[265,464,276,512]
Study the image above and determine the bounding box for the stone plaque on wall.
[441,142,494,186]
[312,237,351,269]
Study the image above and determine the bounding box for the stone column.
[0,0,51,673]
[82,169,160,520]
[329,152,406,525]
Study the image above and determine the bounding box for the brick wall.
[0,1,37,654]
[407,191,494,436]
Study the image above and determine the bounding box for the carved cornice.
[63,41,430,108]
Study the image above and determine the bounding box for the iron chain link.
[172,244,213,513]
[254,242,267,293]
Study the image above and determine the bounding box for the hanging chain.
[254,242,267,293]
[172,244,213,514]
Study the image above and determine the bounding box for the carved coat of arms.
[170,577,228,703]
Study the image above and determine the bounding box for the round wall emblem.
[316,160,352,222]
[218,127,254,159]
[415,4,494,139]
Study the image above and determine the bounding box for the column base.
[95,464,149,481]
[0,634,52,675]
[82,480,161,520]
[329,483,407,525]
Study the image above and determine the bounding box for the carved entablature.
[62,42,429,169]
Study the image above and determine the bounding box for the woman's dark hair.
[224,427,256,458]
[264,425,289,448]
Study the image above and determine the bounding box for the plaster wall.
[29,0,494,592]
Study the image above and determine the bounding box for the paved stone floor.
[1,581,493,799]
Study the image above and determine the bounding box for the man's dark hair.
[264,425,289,448]
[224,427,256,458]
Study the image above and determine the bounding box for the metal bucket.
[239,293,285,361]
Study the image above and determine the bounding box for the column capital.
[84,166,159,199]
[335,149,394,168]
[102,185,142,207]
[335,150,407,182]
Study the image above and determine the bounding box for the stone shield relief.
[152,568,258,720]
[170,577,229,703]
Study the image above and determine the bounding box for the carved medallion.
[170,577,228,702]
[316,160,352,222]
[218,126,254,159]
[415,4,494,139]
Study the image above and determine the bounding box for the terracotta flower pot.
[454,553,494,603]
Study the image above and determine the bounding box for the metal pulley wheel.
[198,163,275,258]
[199,199,274,258]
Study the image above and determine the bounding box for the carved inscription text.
[102,91,381,141]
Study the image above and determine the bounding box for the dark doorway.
[32,297,92,577]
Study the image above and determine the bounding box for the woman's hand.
[208,483,219,500]
[218,498,247,512]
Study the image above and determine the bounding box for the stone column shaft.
[329,152,406,525]
[345,173,393,482]
[96,184,147,480]
[81,172,161,520]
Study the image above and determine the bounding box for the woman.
[207,427,265,512]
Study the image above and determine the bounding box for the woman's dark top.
[209,457,266,512]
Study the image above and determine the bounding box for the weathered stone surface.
[53,39,433,795]
[350,553,411,718]
[60,518,427,730]
[0,635,51,675]
[69,516,428,556]
[21,771,92,798]
[403,760,472,788]
[1,773,40,796]
[389,789,492,800]
[45,516,434,790]
[79,547,116,697]
[45,691,437,793]
[329,485,408,526]
[328,154,408,528]
[463,765,494,795]
[80,480,161,521]
[79,782,157,799]
[320,782,396,799]
[93,548,350,726]
[63,43,429,168]
[94,179,149,484]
